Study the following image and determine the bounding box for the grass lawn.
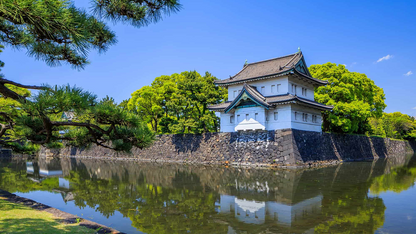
[0,198,95,234]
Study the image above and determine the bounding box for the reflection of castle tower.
[59,178,70,189]
[25,158,73,201]
[220,194,322,226]
[26,162,34,174]
[38,158,63,177]
[218,169,327,233]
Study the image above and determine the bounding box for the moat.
[1,155,416,233]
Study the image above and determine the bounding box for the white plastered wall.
[290,104,322,132]
[227,76,289,101]
[265,105,292,130]
[234,106,266,131]
[287,77,315,101]
[220,112,235,132]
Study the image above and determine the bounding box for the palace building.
[208,51,333,132]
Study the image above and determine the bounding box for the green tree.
[309,63,386,133]
[128,71,227,134]
[370,112,416,140]
[0,0,181,152]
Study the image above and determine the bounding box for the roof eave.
[291,70,328,86]
[215,71,292,86]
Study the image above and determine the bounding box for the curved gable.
[224,84,270,113]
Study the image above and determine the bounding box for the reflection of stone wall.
[54,155,411,206]
[39,129,415,166]
[0,147,12,157]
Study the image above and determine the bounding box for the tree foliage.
[128,71,227,134]
[0,0,181,152]
[0,0,180,68]
[370,161,416,195]
[369,112,416,140]
[309,63,386,134]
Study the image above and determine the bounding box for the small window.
[302,88,308,97]
[245,114,249,121]
[312,115,318,123]
[261,86,265,94]
[294,112,298,120]
[302,113,308,122]
[271,85,276,93]
[292,84,297,95]
[230,115,234,123]
[276,84,281,93]
[233,90,237,98]
[255,113,258,120]
[237,115,241,122]
[274,112,278,120]
[238,90,241,94]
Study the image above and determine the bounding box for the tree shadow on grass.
[0,218,93,234]
[0,199,29,211]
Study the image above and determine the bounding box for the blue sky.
[2,0,416,115]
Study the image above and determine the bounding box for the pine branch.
[0,78,46,90]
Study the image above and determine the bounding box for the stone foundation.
[38,129,416,166]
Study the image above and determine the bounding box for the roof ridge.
[245,84,266,101]
[281,52,302,69]
[246,52,299,66]
[230,63,250,79]
[228,52,299,80]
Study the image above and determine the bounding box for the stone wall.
[38,129,416,166]
[0,147,12,158]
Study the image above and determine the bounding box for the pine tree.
[0,0,181,153]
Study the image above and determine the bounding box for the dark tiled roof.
[207,101,232,110]
[266,94,333,110]
[208,91,333,111]
[223,83,271,113]
[244,84,270,108]
[291,69,327,86]
[215,52,328,86]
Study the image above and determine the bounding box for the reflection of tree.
[370,158,416,195]
[314,163,386,233]
[4,156,416,234]
[0,162,58,193]
[66,169,227,233]
[315,194,385,233]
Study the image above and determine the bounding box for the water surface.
[1,155,416,233]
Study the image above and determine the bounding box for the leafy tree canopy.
[0,0,181,153]
[128,71,227,134]
[309,63,386,133]
[370,112,416,140]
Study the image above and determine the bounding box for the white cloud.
[350,62,357,67]
[413,107,416,110]
[404,71,413,76]
[376,55,393,63]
